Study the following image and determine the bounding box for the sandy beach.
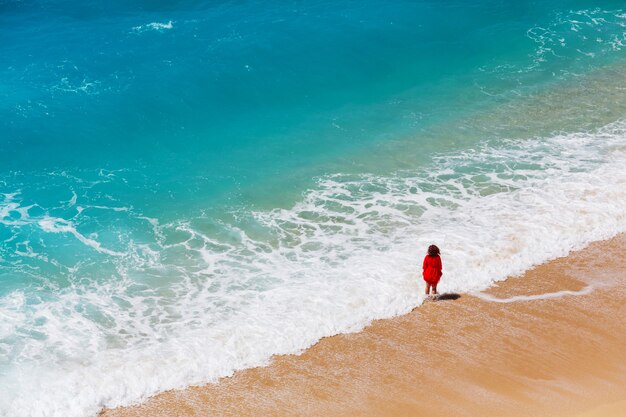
[103,234,626,417]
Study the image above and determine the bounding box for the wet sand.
[103,234,626,417]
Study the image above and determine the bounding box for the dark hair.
[427,244,440,257]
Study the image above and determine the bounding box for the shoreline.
[103,234,626,417]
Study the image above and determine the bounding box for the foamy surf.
[131,21,173,33]
[473,285,595,303]
[2,120,626,417]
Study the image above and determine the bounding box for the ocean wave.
[1,121,626,416]
[479,8,626,78]
[131,21,174,33]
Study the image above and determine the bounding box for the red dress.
[422,255,442,285]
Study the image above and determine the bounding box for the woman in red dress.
[422,244,442,296]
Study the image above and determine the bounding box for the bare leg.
[431,284,438,295]
[425,283,431,295]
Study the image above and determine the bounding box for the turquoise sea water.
[2,1,626,416]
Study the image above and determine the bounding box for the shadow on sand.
[433,293,461,301]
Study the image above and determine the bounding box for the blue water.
[2,1,626,416]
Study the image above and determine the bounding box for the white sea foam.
[498,9,626,74]
[473,285,595,303]
[1,121,626,417]
[37,217,125,257]
[131,21,174,33]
